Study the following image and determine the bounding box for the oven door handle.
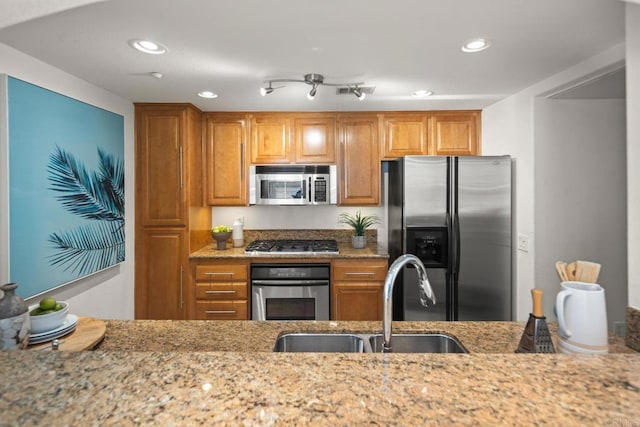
[251,279,329,286]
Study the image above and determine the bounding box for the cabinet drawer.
[332,260,387,281]
[195,282,247,300]
[195,264,248,281]
[195,300,248,320]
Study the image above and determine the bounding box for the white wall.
[627,3,640,310]
[0,42,135,319]
[534,98,627,329]
[482,43,626,320]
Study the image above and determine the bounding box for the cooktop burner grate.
[245,239,339,254]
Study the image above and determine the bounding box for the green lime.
[30,307,43,316]
[39,297,57,311]
[54,303,63,311]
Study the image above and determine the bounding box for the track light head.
[307,85,317,100]
[260,84,274,96]
[352,87,366,101]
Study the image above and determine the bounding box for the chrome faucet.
[382,254,436,353]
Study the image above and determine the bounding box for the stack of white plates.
[28,314,78,345]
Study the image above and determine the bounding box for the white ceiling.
[0,0,626,111]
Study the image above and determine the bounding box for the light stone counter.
[190,229,389,260]
[1,320,638,426]
[190,242,388,260]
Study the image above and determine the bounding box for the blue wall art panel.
[8,77,124,298]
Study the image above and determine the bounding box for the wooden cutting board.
[28,317,106,351]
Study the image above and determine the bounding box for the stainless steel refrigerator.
[387,155,512,321]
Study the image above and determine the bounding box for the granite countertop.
[190,242,388,259]
[96,320,633,354]
[190,229,389,259]
[1,320,638,425]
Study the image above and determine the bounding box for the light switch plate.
[517,234,529,252]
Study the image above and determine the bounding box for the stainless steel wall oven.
[251,263,330,321]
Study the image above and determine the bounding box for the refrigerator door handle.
[453,212,461,275]
[449,156,461,276]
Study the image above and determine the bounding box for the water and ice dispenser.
[406,227,448,268]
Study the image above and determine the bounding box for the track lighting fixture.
[260,73,372,100]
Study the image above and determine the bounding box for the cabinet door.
[136,107,186,226]
[135,228,186,320]
[293,114,336,163]
[331,259,386,320]
[204,114,247,206]
[338,114,380,205]
[250,114,291,164]
[332,282,383,321]
[381,113,428,159]
[429,111,480,156]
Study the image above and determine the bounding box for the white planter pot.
[351,235,367,249]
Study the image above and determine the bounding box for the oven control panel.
[251,264,330,280]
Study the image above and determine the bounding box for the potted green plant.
[338,210,380,249]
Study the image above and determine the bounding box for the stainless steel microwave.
[249,165,337,205]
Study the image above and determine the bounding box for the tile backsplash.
[627,306,640,352]
[244,229,377,243]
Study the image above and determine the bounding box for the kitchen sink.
[274,333,366,353]
[368,333,468,353]
[273,332,468,353]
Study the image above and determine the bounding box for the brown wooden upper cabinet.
[429,111,480,156]
[380,112,429,159]
[204,113,248,206]
[250,113,337,164]
[136,105,192,226]
[338,114,380,206]
[250,114,291,164]
[293,113,336,163]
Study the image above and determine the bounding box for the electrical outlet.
[614,322,626,338]
[517,234,529,252]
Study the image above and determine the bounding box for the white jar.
[232,218,244,247]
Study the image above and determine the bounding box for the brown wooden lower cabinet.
[136,228,187,320]
[194,300,248,320]
[332,282,384,321]
[191,260,249,320]
[331,259,387,321]
[188,257,389,321]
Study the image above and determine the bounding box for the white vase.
[351,235,366,249]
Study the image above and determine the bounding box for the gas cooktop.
[244,239,339,255]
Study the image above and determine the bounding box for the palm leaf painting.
[47,145,125,274]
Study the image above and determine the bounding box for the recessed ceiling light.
[461,38,491,53]
[128,39,168,55]
[198,91,218,99]
[411,90,433,98]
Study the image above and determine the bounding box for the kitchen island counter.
[1,320,638,426]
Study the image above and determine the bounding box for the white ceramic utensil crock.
[555,281,608,354]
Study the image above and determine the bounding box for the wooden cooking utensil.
[575,260,601,284]
[555,261,569,282]
[565,262,577,281]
